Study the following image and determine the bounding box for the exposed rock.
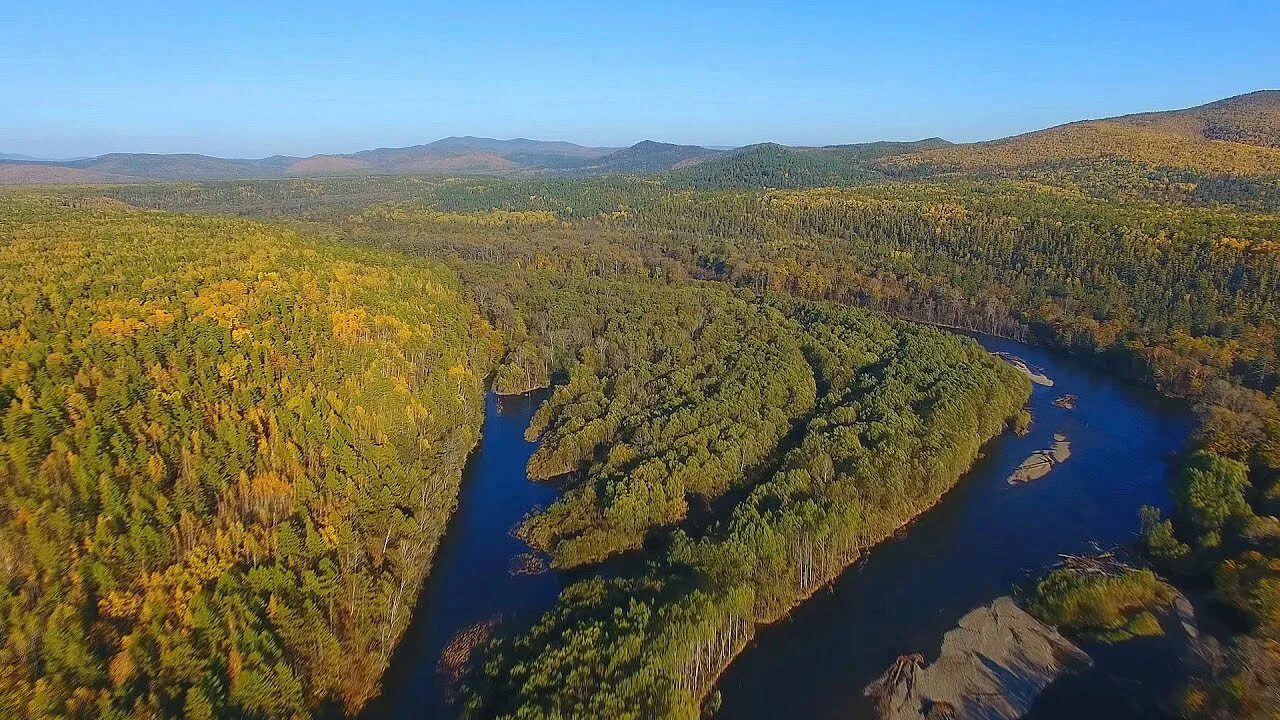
[1009,434,1070,484]
[994,352,1054,387]
[1052,394,1077,410]
[1049,433,1070,463]
[865,596,1091,720]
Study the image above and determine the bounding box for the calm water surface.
[363,390,559,720]
[370,336,1193,719]
[715,335,1192,719]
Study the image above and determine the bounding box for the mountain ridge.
[874,90,1280,178]
[0,137,622,184]
[4,91,1278,185]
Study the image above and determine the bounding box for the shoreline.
[690,409,1026,714]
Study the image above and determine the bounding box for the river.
[367,334,1193,719]
[362,390,560,720]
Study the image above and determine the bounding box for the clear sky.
[5,1,1278,159]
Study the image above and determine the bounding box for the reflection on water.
[715,335,1192,720]
[368,335,1193,720]
[363,390,559,720]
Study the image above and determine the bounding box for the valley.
[2,88,1279,720]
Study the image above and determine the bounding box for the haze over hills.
[0,153,55,162]
[4,91,1279,186]
[0,137,621,184]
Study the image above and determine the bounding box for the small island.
[1009,433,1072,483]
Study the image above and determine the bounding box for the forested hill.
[8,91,1278,192]
[1109,90,1280,147]
[875,90,1280,199]
[0,194,497,718]
[670,91,1280,201]
[577,140,722,174]
[667,138,950,189]
[0,138,616,184]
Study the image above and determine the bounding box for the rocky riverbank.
[995,352,1055,387]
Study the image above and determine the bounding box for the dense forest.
[86,161,1280,717]
[103,173,1280,405]
[6,90,1280,719]
[0,190,1031,719]
[511,281,818,568]
[278,215,1031,717]
[0,195,497,719]
[463,296,1028,718]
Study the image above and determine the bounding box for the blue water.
[715,335,1193,719]
[368,335,1193,719]
[363,390,561,720]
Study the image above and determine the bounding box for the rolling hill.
[1109,89,1280,147]
[0,137,616,184]
[575,140,721,174]
[669,138,950,188]
[0,163,138,184]
[875,90,1280,178]
[289,136,613,176]
[68,152,299,180]
[4,91,1279,186]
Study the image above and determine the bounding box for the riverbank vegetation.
[1147,438,1280,719]
[1029,567,1177,643]
[0,195,496,719]
[462,300,1028,718]
[515,283,817,567]
[14,139,1280,718]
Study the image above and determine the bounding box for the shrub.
[1029,567,1177,642]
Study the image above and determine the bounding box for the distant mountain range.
[0,137,617,184]
[4,91,1279,186]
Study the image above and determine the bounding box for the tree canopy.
[0,194,497,719]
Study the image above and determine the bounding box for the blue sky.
[5,1,1278,158]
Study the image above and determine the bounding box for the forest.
[462,295,1028,719]
[0,195,497,719]
[5,97,1280,719]
[103,173,1279,407]
[0,189,1031,720]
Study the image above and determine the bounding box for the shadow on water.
[368,334,1194,720]
[362,389,560,720]
[714,334,1193,720]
